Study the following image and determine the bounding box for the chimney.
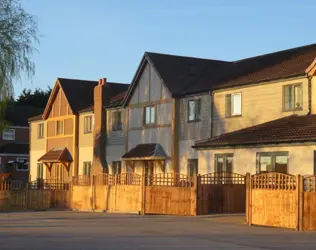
[91,77,109,175]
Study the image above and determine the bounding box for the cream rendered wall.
[198,144,316,175]
[213,77,309,136]
[179,140,198,175]
[78,112,93,175]
[30,120,46,181]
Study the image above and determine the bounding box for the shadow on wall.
[93,131,109,173]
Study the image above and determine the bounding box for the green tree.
[16,87,51,108]
[0,0,38,130]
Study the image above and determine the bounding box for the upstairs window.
[257,152,288,174]
[3,129,15,140]
[226,93,242,117]
[112,161,122,175]
[84,116,93,133]
[144,106,155,125]
[112,111,122,131]
[283,84,302,111]
[188,99,201,122]
[37,123,44,139]
[188,159,198,177]
[56,120,64,135]
[83,161,91,176]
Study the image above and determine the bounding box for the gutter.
[209,90,214,137]
[308,75,313,115]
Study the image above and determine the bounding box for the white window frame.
[16,158,29,171]
[226,93,242,117]
[84,115,93,134]
[2,129,15,140]
[56,120,64,135]
[188,99,201,122]
[83,161,92,176]
[144,106,155,125]
[37,123,44,139]
[112,111,123,131]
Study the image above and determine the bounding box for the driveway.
[0,211,315,249]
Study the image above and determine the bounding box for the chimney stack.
[91,77,109,175]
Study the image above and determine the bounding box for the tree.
[16,87,51,108]
[0,0,38,129]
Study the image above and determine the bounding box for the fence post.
[140,174,146,215]
[194,175,200,216]
[25,182,29,210]
[245,173,250,225]
[297,174,304,231]
[91,175,95,211]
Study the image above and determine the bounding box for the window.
[16,158,29,171]
[112,111,122,131]
[83,162,91,176]
[257,152,288,174]
[37,123,44,139]
[283,84,303,111]
[188,159,198,177]
[2,129,15,140]
[144,106,155,125]
[215,154,234,172]
[56,120,64,135]
[226,93,242,117]
[188,99,201,122]
[112,161,122,175]
[37,163,44,179]
[84,116,93,133]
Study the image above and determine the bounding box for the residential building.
[0,105,42,181]
[29,43,316,180]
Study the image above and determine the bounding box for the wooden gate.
[197,172,246,214]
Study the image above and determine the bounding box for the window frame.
[2,129,15,141]
[83,161,92,176]
[143,105,156,126]
[112,161,122,175]
[225,93,242,117]
[112,111,123,131]
[283,83,303,112]
[214,153,234,172]
[15,158,29,171]
[56,120,64,135]
[187,159,198,177]
[187,99,201,123]
[256,151,289,174]
[37,123,44,139]
[84,115,93,134]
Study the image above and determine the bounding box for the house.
[0,105,42,181]
[29,78,129,182]
[29,43,316,181]
[193,43,316,175]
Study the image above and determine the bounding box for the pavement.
[0,211,316,249]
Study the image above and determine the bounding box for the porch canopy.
[122,143,168,161]
[38,148,73,172]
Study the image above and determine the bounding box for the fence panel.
[198,172,245,215]
[144,173,196,216]
[303,176,316,230]
[249,173,298,229]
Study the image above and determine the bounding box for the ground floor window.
[215,154,233,172]
[37,163,44,179]
[256,152,288,174]
[188,159,198,177]
[15,158,29,171]
[112,161,122,175]
[83,161,92,176]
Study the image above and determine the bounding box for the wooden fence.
[246,173,316,231]
[198,172,246,214]
[70,172,246,216]
[0,179,70,212]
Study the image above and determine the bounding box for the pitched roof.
[5,106,43,126]
[0,143,29,154]
[38,148,72,162]
[193,115,316,149]
[105,91,128,108]
[28,114,43,122]
[122,143,168,159]
[44,78,129,115]
[143,43,316,96]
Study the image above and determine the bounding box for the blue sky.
[17,0,316,98]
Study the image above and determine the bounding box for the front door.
[144,161,154,185]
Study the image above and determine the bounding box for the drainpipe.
[308,76,312,115]
[209,90,214,137]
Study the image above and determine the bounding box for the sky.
[17,0,316,98]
